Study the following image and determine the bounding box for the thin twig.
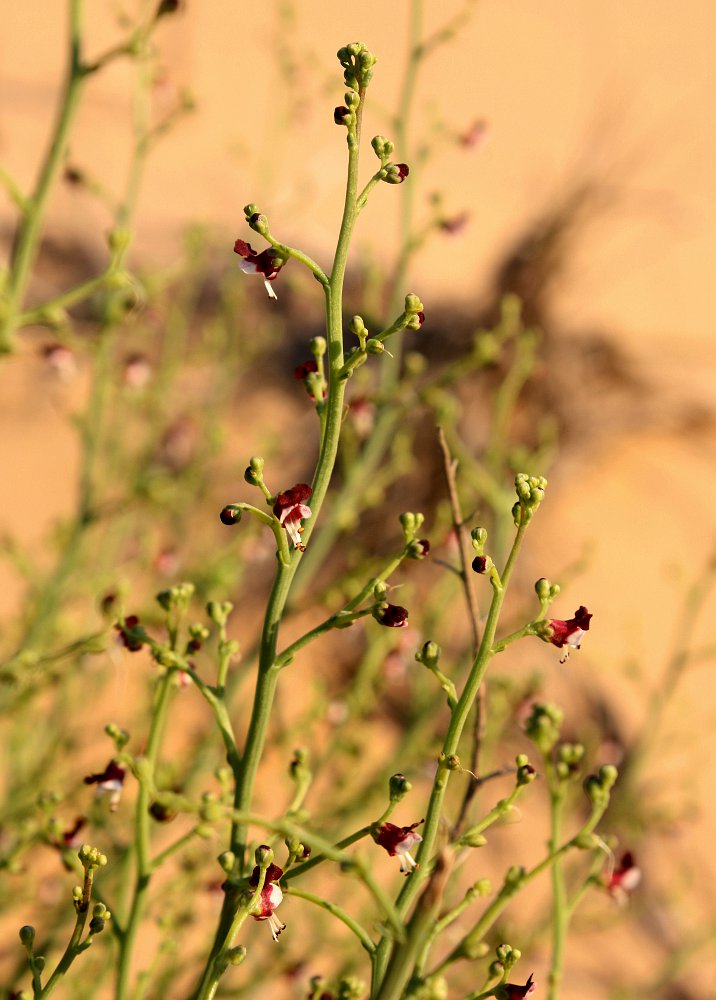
[437,425,484,833]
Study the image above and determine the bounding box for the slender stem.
[286,886,376,954]
[192,73,368,1000]
[547,772,567,1000]
[1,0,87,351]
[36,868,96,999]
[372,517,528,995]
[115,675,173,1000]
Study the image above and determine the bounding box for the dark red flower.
[374,604,409,628]
[373,821,423,874]
[84,760,126,811]
[249,861,285,940]
[233,239,288,299]
[273,483,312,550]
[472,555,488,573]
[294,360,318,380]
[502,973,536,999]
[333,105,351,124]
[547,606,592,661]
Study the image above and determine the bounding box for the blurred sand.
[2,3,716,997]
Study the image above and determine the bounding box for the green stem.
[115,674,173,1000]
[36,869,96,999]
[372,517,528,997]
[547,773,567,1000]
[192,72,368,1000]
[0,0,87,353]
[286,886,376,954]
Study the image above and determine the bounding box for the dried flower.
[248,861,286,941]
[233,239,288,299]
[273,483,312,550]
[84,760,126,811]
[373,820,423,874]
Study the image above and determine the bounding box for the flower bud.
[535,578,551,600]
[524,702,563,754]
[460,830,488,848]
[366,338,385,354]
[254,844,274,868]
[310,335,327,357]
[416,640,441,668]
[244,456,265,483]
[471,526,488,551]
[220,505,242,526]
[226,946,247,966]
[207,600,233,627]
[19,925,35,949]
[389,772,412,800]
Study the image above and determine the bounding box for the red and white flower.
[249,861,286,941]
[545,606,592,662]
[373,820,423,874]
[607,851,641,905]
[273,483,312,550]
[233,239,288,299]
[84,759,126,812]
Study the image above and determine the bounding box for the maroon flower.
[233,238,288,299]
[273,483,312,550]
[546,606,592,661]
[502,973,536,999]
[294,360,318,380]
[472,555,488,574]
[607,851,641,905]
[333,105,351,125]
[374,604,409,629]
[373,821,423,874]
[249,861,285,941]
[115,615,145,652]
[84,760,126,811]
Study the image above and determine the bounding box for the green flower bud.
[410,975,448,1000]
[366,339,385,354]
[254,844,274,867]
[535,577,552,600]
[310,335,327,356]
[474,878,491,896]
[404,292,424,315]
[573,832,599,850]
[389,772,412,800]
[218,851,236,874]
[524,702,564,754]
[107,227,132,255]
[599,764,618,789]
[33,956,46,973]
[207,600,233,627]
[227,945,247,966]
[471,526,488,552]
[19,925,35,949]
[461,938,490,960]
[460,830,488,848]
[416,640,441,668]
[336,976,366,1000]
[349,315,367,336]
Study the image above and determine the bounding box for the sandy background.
[2,1,716,996]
